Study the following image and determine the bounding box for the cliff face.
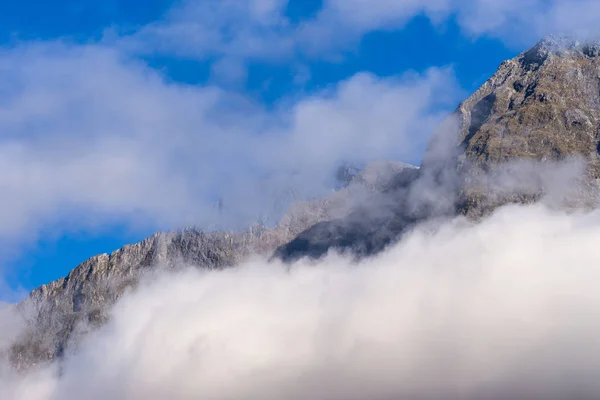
[9,161,413,369]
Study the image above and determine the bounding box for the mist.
[3,203,600,399]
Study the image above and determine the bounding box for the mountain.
[8,160,413,369]
[279,35,600,260]
[457,35,600,172]
[9,36,600,370]
[452,35,600,216]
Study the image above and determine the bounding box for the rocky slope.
[8,161,414,369]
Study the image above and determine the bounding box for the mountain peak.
[520,34,600,69]
[538,33,582,50]
[425,34,600,216]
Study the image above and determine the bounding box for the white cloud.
[296,0,452,55]
[209,57,248,85]
[5,204,600,398]
[454,0,600,44]
[122,0,600,65]
[318,0,450,30]
[302,0,600,49]
[122,0,295,61]
[0,41,458,245]
[121,0,452,61]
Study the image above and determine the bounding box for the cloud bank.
[4,203,600,399]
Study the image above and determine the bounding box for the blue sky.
[0,0,589,297]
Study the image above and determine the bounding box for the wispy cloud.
[0,41,459,245]
[455,0,600,44]
[121,0,600,67]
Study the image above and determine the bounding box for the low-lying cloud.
[4,203,600,399]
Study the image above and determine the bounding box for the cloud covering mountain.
[5,204,600,399]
